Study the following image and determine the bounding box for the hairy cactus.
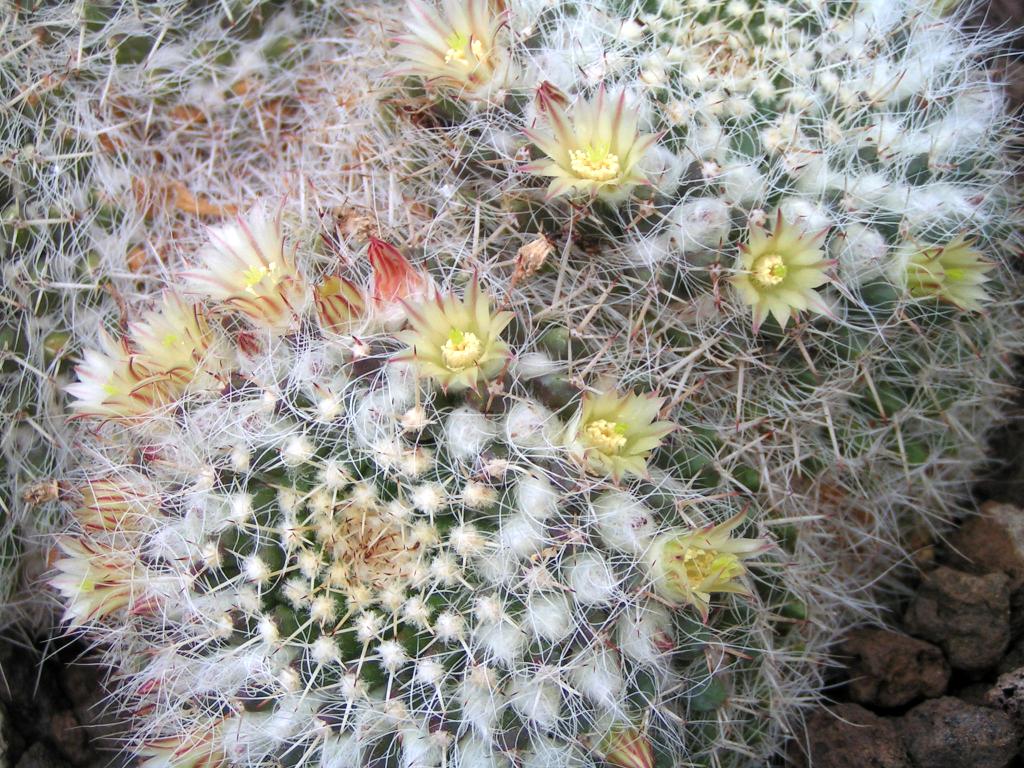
[370,0,1023,565]
[3,0,1018,764]
[53,212,830,767]
[0,0,331,628]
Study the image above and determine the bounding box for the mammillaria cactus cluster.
[54,212,825,766]
[376,0,1022,565]
[0,0,1020,765]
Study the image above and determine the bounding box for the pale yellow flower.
[646,512,769,621]
[393,0,513,98]
[524,88,659,202]
[394,279,512,392]
[564,389,673,481]
[729,213,833,332]
[315,276,366,334]
[891,235,995,313]
[51,537,149,626]
[67,332,174,421]
[72,475,160,536]
[185,208,306,332]
[129,293,227,389]
[138,726,226,768]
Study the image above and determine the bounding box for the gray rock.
[802,703,910,768]
[841,628,949,708]
[903,566,1010,672]
[986,667,1024,723]
[14,743,70,768]
[901,697,1019,768]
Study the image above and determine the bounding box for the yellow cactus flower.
[394,278,512,392]
[524,87,660,202]
[393,0,513,98]
[564,389,673,481]
[67,332,174,421]
[51,537,151,626]
[138,726,226,768]
[646,512,769,621]
[128,293,226,389]
[891,235,995,312]
[729,213,833,332]
[185,208,306,332]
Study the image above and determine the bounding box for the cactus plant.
[1,0,1018,764]
[53,212,835,767]
[370,0,1023,569]
[0,0,335,628]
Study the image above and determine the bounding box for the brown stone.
[901,697,1019,768]
[947,502,1024,590]
[903,566,1010,672]
[802,703,910,768]
[948,502,1024,637]
[841,628,949,708]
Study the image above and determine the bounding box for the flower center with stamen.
[569,146,621,182]
[441,329,483,370]
[751,254,787,287]
[680,546,742,586]
[161,333,181,349]
[444,32,486,65]
[584,419,628,455]
[241,262,278,295]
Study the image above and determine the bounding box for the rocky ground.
[0,635,120,768]
[796,500,1024,768]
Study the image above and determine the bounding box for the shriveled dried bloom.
[515,234,554,277]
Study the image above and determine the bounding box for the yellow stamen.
[444,31,473,65]
[678,546,743,585]
[444,47,467,64]
[441,329,483,370]
[584,419,628,455]
[569,147,621,182]
[751,254,787,287]
[241,262,278,295]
